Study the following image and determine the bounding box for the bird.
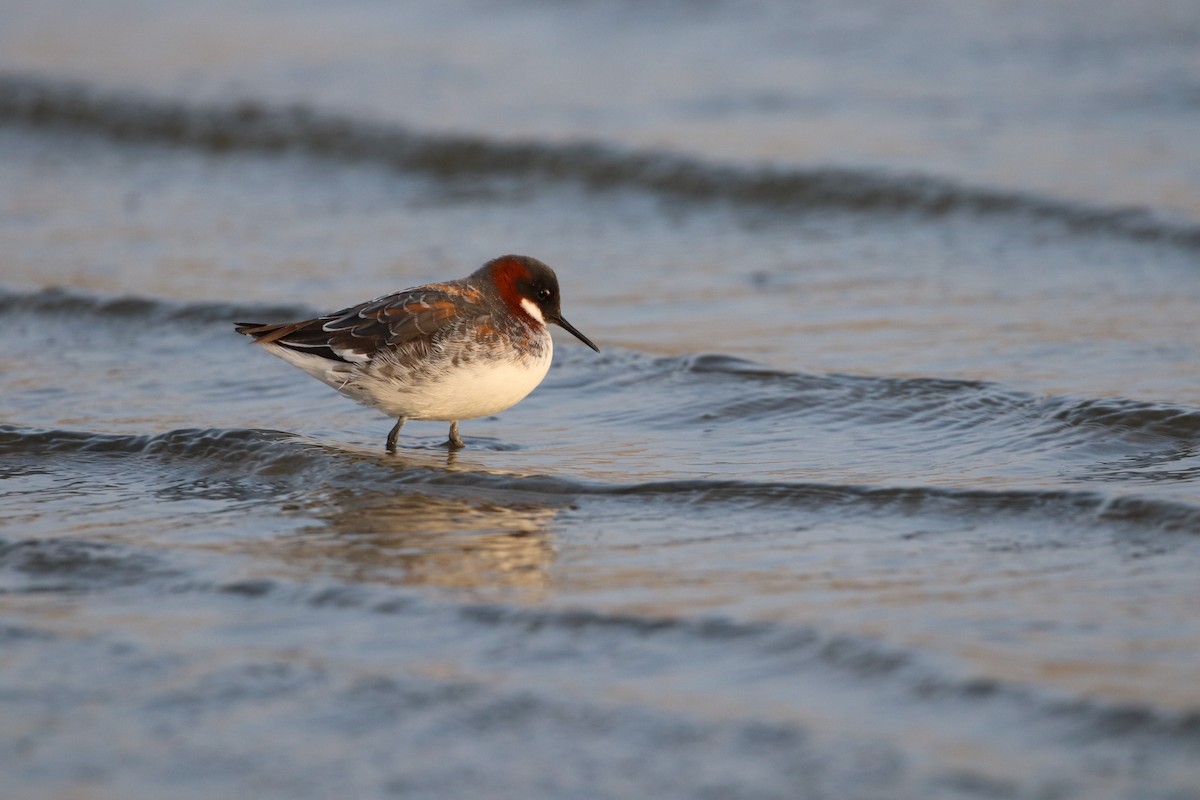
[234,254,599,451]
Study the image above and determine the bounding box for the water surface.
[1,1,1199,798]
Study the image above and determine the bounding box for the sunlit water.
[2,1,1199,798]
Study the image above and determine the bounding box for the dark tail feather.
[234,320,310,343]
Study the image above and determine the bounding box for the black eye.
[537,288,552,300]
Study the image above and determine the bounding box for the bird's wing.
[235,284,482,364]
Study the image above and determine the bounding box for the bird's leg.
[386,417,406,453]
[447,420,465,449]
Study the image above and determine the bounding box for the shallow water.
[2,1,1199,798]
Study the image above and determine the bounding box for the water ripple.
[2,73,1198,250]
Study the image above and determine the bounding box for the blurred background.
[1,1,1199,798]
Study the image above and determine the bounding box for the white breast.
[374,343,554,420]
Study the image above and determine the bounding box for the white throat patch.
[519,297,546,325]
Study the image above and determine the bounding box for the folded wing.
[235,286,475,364]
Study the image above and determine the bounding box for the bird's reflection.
[269,484,560,600]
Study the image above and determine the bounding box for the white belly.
[260,337,554,421]
[365,348,554,420]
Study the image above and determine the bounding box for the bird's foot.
[447,421,465,450]
[386,417,406,453]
